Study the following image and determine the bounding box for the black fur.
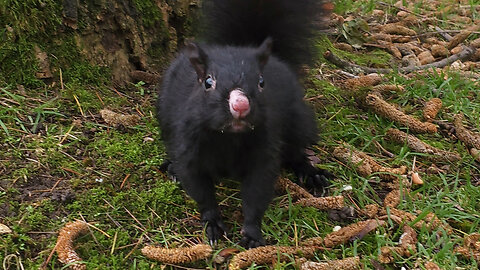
[156,0,330,248]
[199,0,331,68]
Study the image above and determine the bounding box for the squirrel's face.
[186,38,272,133]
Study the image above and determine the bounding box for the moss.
[0,0,62,36]
[0,38,44,88]
[132,0,164,28]
[66,181,184,221]
[0,0,62,87]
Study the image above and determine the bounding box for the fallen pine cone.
[300,256,361,270]
[454,113,480,149]
[447,25,480,50]
[142,244,212,264]
[333,144,407,181]
[431,44,450,58]
[470,148,480,162]
[383,189,403,208]
[100,109,140,127]
[295,196,345,210]
[365,94,437,133]
[229,246,317,270]
[386,128,461,162]
[424,261,442,270]
[423,98,442,122]
[56,220,88,270]
[380,208,453,234]
[378,225,417,263]
[359,204,380,219]
[372,33,412,43]
[418,51,435,65]
[454,233,480,262]
[341,74,383,90]
[371,84,405,94]
[276,177,313,200]
[381,24,417,36]
[323,219,386,248]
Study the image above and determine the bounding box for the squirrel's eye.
[204,76,215,90]
[258,75,265,89]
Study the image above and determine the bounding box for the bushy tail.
[199,0,332,68]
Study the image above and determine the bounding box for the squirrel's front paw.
[240,226,265,248]
[304,168,332,197]
[295,166,333,197]
[202,210,227,245]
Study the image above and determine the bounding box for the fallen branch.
[323,46,476,74]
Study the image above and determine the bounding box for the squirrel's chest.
[197,134,261,177]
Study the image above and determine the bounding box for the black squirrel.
[156,0,332,248]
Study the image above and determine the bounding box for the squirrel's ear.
[186,43,208,81]
[256,37,273,70]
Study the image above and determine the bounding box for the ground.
[1,0,480,269]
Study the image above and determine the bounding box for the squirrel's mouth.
[222,119,254,133]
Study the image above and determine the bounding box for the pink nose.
[229,89,250,118]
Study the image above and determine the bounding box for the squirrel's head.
[185,38,273,133]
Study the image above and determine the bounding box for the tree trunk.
[0,0,199,87]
